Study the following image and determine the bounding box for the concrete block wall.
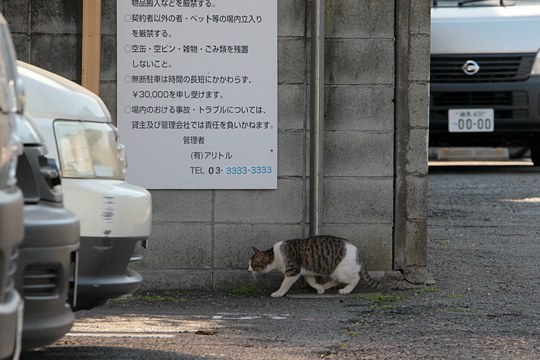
[322,0,396,277]
[1,0,431,290]
[0,0,82,80]
[394,0,431,284]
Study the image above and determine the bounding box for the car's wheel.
[508,146,529,159]
[530,145,540,166]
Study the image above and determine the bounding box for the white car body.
[430,0,540,164]
[18,61,151,239]
[431,4,540,54]
[18,61,152,309]
[0,12,24,360]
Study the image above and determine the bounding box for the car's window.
[0,18,19,115]
[0,25,9,115]
[0,18,20,188]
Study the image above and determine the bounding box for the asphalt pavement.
[21,163,540,359]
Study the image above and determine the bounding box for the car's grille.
[431,91,528,107]
[23,265,59,298]
[431,54,535,83]
[431,91,529,123]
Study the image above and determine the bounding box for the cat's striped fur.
[248,235,382,297]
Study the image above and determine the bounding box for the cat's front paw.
[271,291,284,298]
[316,286,325,294]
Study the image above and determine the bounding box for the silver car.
[0,12,24,360]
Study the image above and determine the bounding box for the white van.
[18,61,152,310]
[430,0,540,164]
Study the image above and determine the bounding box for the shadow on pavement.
[21,346,204,360]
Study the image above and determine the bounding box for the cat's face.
[248,247,273,275]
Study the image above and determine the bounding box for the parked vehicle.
[0,12,24,360]
[18,62,152,311]
[430,0,540,164]
[14,112,80,350]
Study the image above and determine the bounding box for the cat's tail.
[360,265,384,290]
[357,250,384,290]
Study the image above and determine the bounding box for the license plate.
[448,109,494,132]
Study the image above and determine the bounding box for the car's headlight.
[54,121,124,180]
[117,143,128,172]
[0,121,22,188]
[7,133,22,187]
[0,130,10,187]
[532,50,540,75]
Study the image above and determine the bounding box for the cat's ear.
[252,247,261,255]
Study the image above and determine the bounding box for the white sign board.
[117,0,277,189]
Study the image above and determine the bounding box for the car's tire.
[530,145,540,166]
[508,146,529,159]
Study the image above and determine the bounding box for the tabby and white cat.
[248,235,381,297]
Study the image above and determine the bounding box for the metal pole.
[309,0,325,237]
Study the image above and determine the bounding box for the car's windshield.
[0,17,20,188]
[432,0,539,6]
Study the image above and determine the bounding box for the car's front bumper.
[0,187,24,359]
[0,289,23,360]
[430,76,540,147]
[16,203,79,350]
[73,236,144,311]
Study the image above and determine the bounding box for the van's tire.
[531,145,540,166]
[508,146,529,159]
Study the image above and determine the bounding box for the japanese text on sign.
[117,0,277,189]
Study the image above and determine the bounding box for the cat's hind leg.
[339,278,359,294]
[322,280,340,291]
[304,275,325,294]
[271,275,301,297]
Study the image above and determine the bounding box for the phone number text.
[194,166,273,175]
